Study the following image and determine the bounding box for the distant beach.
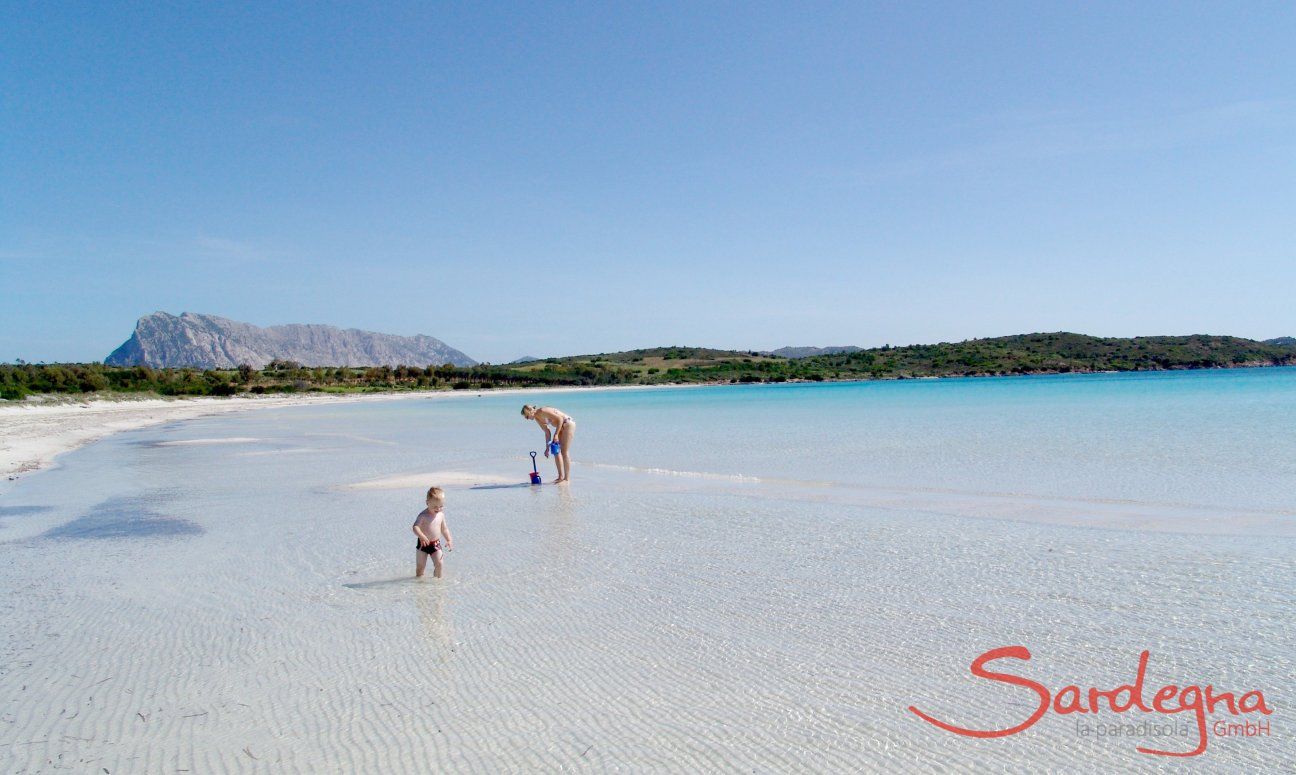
[0,383,694,482]
[0,392,417,481]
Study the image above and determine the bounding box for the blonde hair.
[521,404,538,418]
[426,486,445,502]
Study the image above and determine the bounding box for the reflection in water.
[543,487,576,545]
[536,487,586,594]
[416,584,454,662]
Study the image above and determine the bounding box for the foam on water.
[1,370,1294,771]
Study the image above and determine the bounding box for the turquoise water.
[1,369,1293,771]
[541,367,1296,517]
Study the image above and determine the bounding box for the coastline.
[0,382,696,482]
[4,364,1293,483]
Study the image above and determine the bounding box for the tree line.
[4,333,1293,400]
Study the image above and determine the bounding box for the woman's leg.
[558,424,574,482]
[551,446,564,483]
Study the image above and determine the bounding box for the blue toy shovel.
[529,451,542,485]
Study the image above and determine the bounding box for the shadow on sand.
[0,505,53,518]
[42,495,201,540]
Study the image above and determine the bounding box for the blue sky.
[2,2,1293,363]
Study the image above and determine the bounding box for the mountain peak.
[106,313,475,368]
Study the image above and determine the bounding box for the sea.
[1,368,1293,772]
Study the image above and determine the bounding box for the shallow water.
[1,370,1293,771]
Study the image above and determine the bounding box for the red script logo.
[908,646,1273,757]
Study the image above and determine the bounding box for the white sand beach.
[0,394,420,481]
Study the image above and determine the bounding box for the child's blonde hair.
[426,486,445,502]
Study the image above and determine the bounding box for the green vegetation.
[3,334,1294,400]
[0,359,618,400]
[522,335,1296,384]
[799,333,1296,379]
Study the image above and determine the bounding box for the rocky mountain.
[1264,337,1295,347]
[765,345,862,359]
[105,312,476,369]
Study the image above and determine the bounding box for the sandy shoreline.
[0,383,693,482]
[0,393,406,481]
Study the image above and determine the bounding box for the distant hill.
[1265,337,1295,347]
[766,345,862,359]
[509,333,1295,383]
[500,334,1290,383]
[793,333,1296,377]
[521,346,773,367]
[105,312,475,369]
[508,355,542,364]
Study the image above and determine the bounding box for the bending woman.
[521,405,576,483]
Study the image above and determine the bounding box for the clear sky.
[2,2,1293,364]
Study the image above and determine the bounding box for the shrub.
[1,385,29,400]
